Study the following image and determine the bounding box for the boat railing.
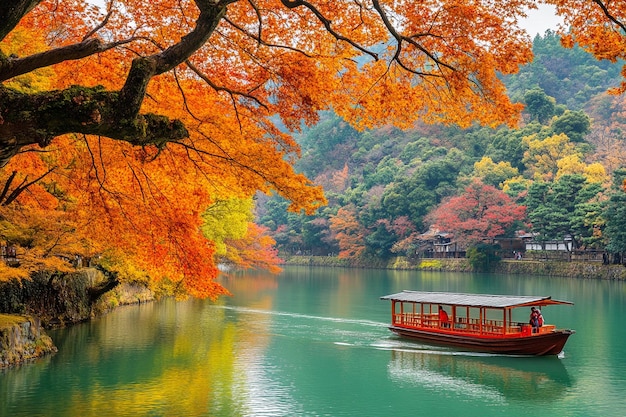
[392,313,555,337]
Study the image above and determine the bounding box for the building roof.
[380,290,573,308]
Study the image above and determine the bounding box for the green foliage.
[524,88,556,124]
[256,31,623,260]
[524,174,602,249]
[505,30,623,110]
[483,123,545,171]
[380,155,463,228]
[604,169,626,253]
[467,244,501,271]
[550,110,591,143]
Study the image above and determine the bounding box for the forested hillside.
[256,31,626,261]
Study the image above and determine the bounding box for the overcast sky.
[519,4,564,36]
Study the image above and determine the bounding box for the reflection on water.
[2,267,626,417]
[384,341,573,403]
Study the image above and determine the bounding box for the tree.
[0,0,544,297]
[329,205,367,259]
[550,110,591,143]
[525,174,603,249]
[381,155,463,228]
[0,1,538,161]
[472,156,519,188]
[524,88,556,124]
[1,1,625,297]
[556,0,626,93]
[224,223,283,274]
[522,133,579,181]
[425,179,526,246]
[604,168,626,254]
[201,197,254,260]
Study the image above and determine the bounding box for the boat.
[380,291,575,356]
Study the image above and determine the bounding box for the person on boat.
[438,305,450,328]
[530,307,540,333]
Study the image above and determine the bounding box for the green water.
[1,267,626,416]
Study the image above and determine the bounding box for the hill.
[256,31,626,262]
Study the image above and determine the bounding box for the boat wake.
[217,305,388,328]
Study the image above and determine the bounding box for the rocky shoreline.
[0,268,154,368]
[0,314,57,368]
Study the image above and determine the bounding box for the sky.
[519,4,564,36]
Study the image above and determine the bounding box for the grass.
[0,313,28,328]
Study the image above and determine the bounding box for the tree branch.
[0,170,18,203]
[2,166,56,206]
[590,0,626,34]
[0,85,188,165]
[0,38,127,82]
[0,2,234,164]
[117,2,228,126]
[279,0,378,60]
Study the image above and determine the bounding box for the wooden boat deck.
[381,290,575,355]
[392,312,556,338]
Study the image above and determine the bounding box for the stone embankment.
[0,314,56,367]
[0,268,155,367]
[283,256,626,280]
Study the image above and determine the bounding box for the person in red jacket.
[438,305,450,328]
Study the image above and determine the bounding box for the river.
[1,266,625,416]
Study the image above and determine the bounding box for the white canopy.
[380,291,573,308]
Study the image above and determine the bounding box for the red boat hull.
[389,326,574,356]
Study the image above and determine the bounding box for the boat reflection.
[385,342,573,403]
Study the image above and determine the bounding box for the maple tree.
[0,1,625,297]
[425,179,527,246]
[329,206,367,259]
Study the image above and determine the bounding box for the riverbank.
[0,314,56,367]
[282,255,626,280]
[0,268,155,367]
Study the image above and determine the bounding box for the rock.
[0,314,57,368]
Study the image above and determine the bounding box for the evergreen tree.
[604,168,626,255]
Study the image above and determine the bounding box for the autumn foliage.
[426,180,527,246]
[0,1,625,297]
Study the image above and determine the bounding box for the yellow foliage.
[1,26,54,92]
[584,162,609,184]
[202,198,254,257]
[501,176,532,195]
[555,155,609,184]
[555,154,587,179]
[473,156,519,187]
[523,134,579,181]
[0,263,29,282]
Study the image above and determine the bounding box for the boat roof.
[380,291,573,308]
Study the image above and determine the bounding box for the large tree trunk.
[0,85,189,165]
[0,1,228,166]
[0,0,42,41]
